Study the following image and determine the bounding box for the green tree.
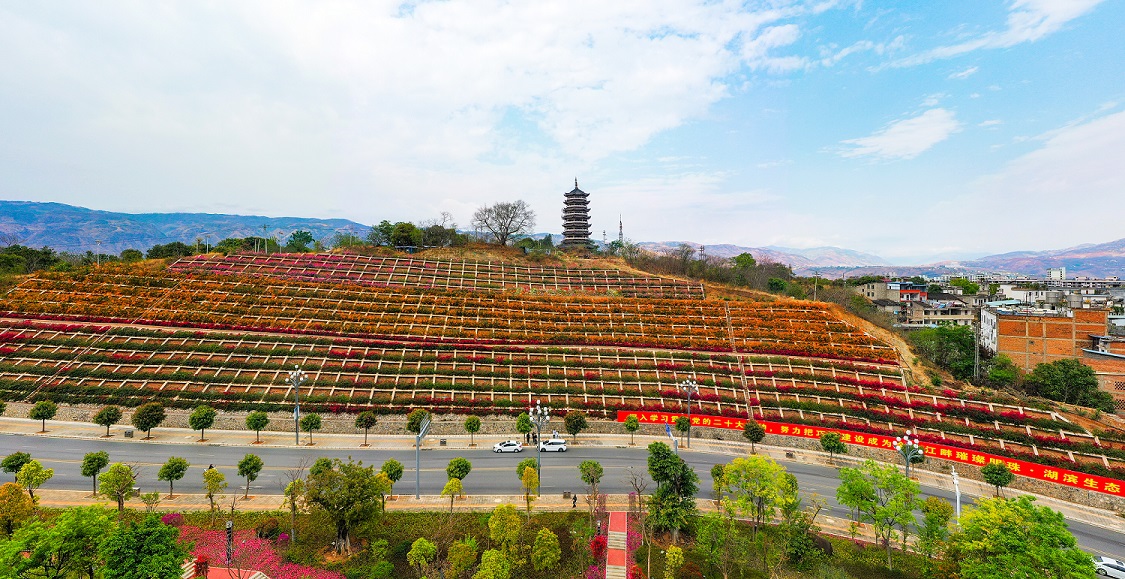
[579,459,604,521]
[521,466,539,514]
[722,455,785,538]
[130,402,165,439]
[917,496,954,575]
[16,460,52,500]
[245,410,270,444]
[1024,358,1112,410]
[948,495,1095,579]
[406,409,429,435]
[646,442,698,542]
[238,453,264,499]
[1,504,113,579]
[515,413,533,437]
[99,463,138,512]
[488,504,522,554]
[695,510,740,579]
[531,527,561,571]
[819,431,847,463]
[99,514,187,579]
[188,404,216,441]
[0,482,33,536]
[909,325,976,380]
[28,400,57,433]
[564,410,588,439]
[447,457,473,481]
[473,549,511,579]
[202,468,227,516]
[981,461,1015,497]
[119,248,143,262]
[836,460,921,568]
[448,537,479,578]
[304,457,383,553]
[381,458,405,483]
[464,415,482,446]
[442,478,463,514]
[373,471,394,512]
[664,545,685,579]
[949,278,980,295]
[407,537,438,577]
[367,220,395,246]
[355,410,378,446]
[674,416,690,445]
[767,278,787,292]
[743,420,765,454]
[986,354,1021,389]
[300,412,322,444]
[710,464,726,501]
[516,458,538,481]
[2,452,31,481]
[81,451,110,496]
[389,222,422,248]
[286,230,315,251]
[93,405,123,437]
[624,415,640,445]
[157,457,189,498]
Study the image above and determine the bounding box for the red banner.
[616,410,1125,498]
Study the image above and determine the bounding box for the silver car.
[1095,556,1125,578]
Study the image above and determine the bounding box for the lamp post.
[892,429,924,479]
[677,379,699,448]
[951,466,961,521]
[288,365,308,446]
[529,400,550,494]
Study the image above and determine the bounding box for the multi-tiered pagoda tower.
[561,179,592,250]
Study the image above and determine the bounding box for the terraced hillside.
[1,256,1123,483]
[170,252,705,298]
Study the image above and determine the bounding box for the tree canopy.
[1024,358,1113,411]
[304,457,383,553]
[471,200,536,246]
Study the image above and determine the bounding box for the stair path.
[606,511,628,579]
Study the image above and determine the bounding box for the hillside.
[638,241,889,272]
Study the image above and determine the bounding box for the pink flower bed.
[179,526,343,579]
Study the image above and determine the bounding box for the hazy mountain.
[0,201,370,254]
[637,241,889,273]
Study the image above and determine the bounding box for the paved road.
[4,433,1123,557]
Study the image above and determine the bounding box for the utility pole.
[94,240,102,266]
[813,270,819,301]
[288,366,307,446]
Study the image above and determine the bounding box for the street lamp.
[529,400,550,494]
[288,365,308,446]
[677,379,700,448]
[892,429,924,479]
[951,466,961,520]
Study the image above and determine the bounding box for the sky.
[1,1,1123,264]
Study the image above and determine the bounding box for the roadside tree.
[743,421,765,454]
[99,463,138,512]
[465,415,482,446]
[981,462,1015,497]
[28,401,57,433]
[245,411,270,443]
[188,405,216,441]
[16,460,53,500]
[300,413,322,444]
[819,432,847,463]
[355,411,378,446]
[81,451,110,496]
[238,453,264,498]
[157,457,189,498]
[93,405,123,437]
[130,402,165,439]
[624,415,640,445]
[2,452,31,481]
[564,411,588,440]
[836,460,921,568]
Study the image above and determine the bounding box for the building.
[560,179,592,250]
[1048,267,1066,282]
[900,294,976,328]
[979,307,1109,368]
[857,281,927,302]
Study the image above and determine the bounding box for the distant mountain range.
[1,200,1122,277]
[0,201,369,254]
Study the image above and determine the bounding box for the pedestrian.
[208,464,214,470]
[572,494,577,509]
[552,429,558,439]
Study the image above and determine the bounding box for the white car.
[1095,556,1125,578]
[538,439,568,452]
[492,440,523,453]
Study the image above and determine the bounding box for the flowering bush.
[160,512,183,527]
[179,526,342,579]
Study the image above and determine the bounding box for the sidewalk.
[3,415,1124,536]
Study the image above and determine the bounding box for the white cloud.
[978,119,1003,127]
[839,108,963,160]
[948,66,979,80]
[0,1,836,225]
[892,0,1105,66]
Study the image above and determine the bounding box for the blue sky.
[1,1,1122,264]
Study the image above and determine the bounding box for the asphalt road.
[5,433,1123,557]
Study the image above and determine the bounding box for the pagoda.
[561,179,592,250]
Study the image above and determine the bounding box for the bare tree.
[471,201,536,246]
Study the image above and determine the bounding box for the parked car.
[492,440,523,453]
[1095,556,1125,578]
[538,439,568,452]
